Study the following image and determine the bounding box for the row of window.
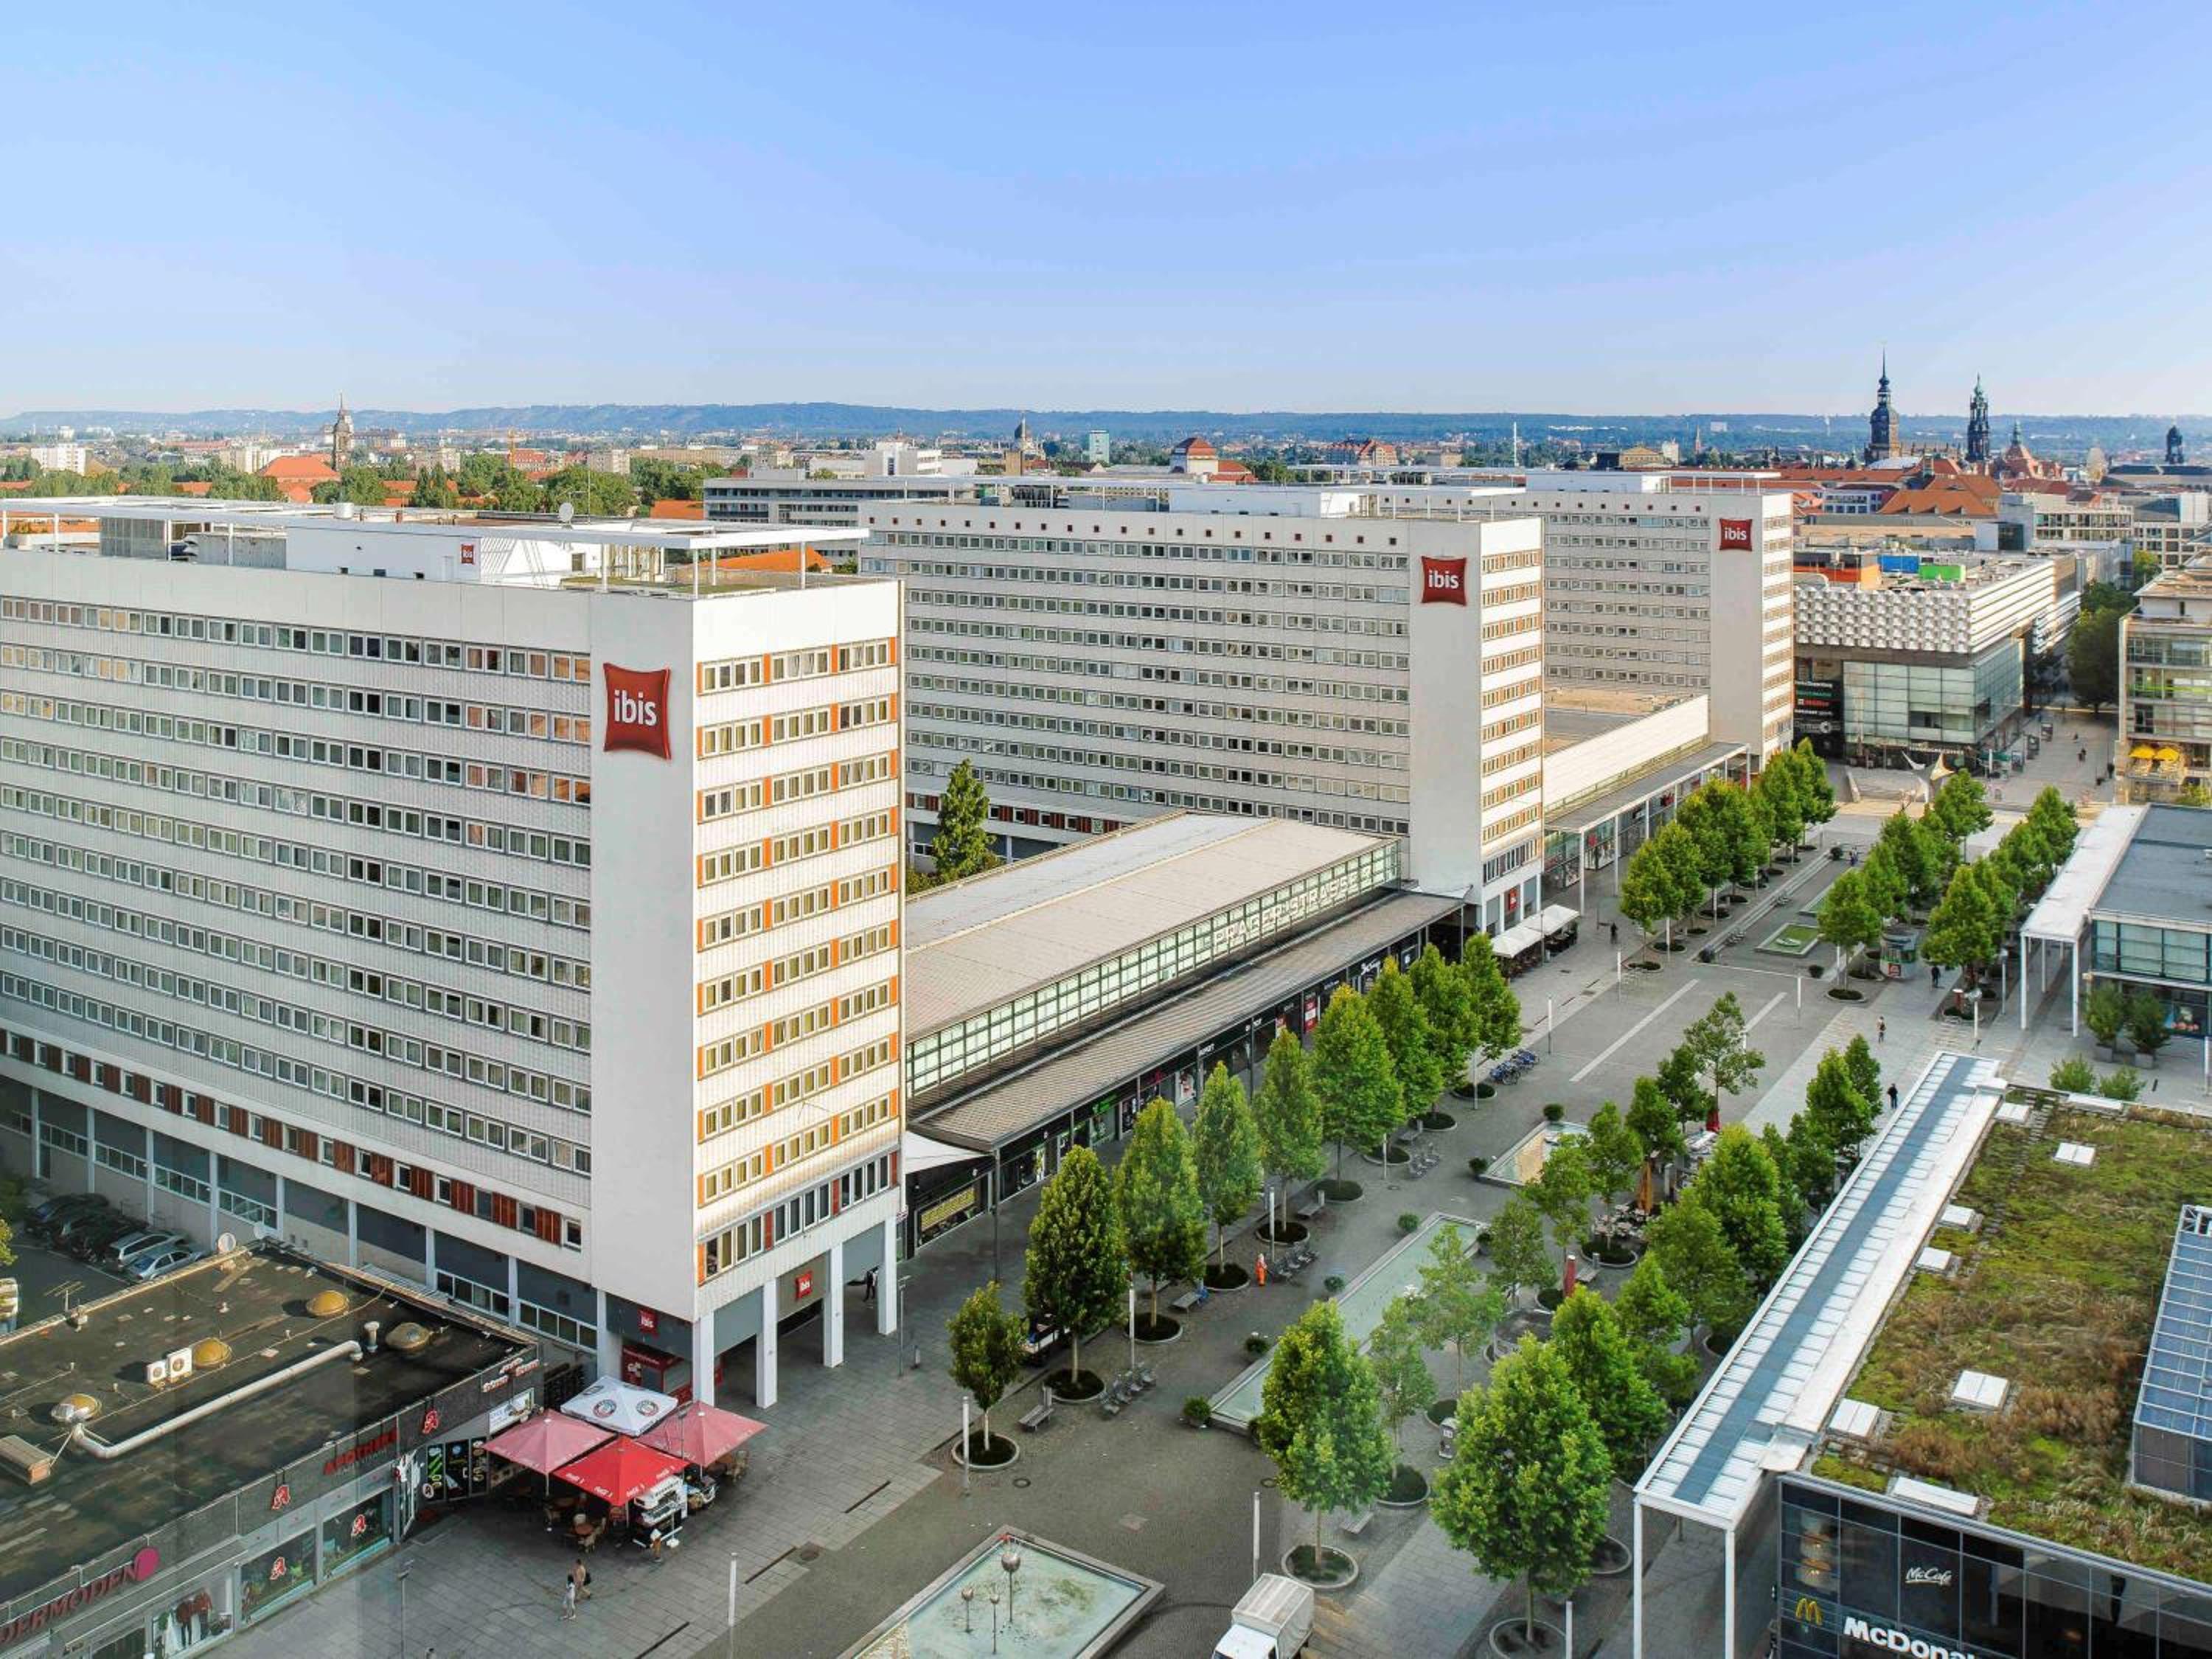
[0,987,592,1187]
[911,729,1413,803]
[908,700,1402,768]
[894,560,1409,603]
[698,1091,897,1206]
[910,615,1411,672]
[905,674,1410,736]
[0,644,592,745]
[698,692,896,758]
[698,1150,896,1283]
[696,977,898,1079]
[698,922,898,1013]
[907,587,1411,638]
[4,748,593,871]
[698,1032,898,1141]
[695,638,896,695]
[698,748,896,822]
[1,597,593,684]
[878,527,1408,564]
[1,877,590,1059]
[1,816,590,990]
[698,864,895,952]
[909,648,1411,705]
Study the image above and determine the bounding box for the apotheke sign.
[1840,1615,1980,1659]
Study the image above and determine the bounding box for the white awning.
[1539,905,1579,935]
[2022,804,2142,945]
[1492,920,1544,956]
[901,1130,987,1175]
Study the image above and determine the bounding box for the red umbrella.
[485,1412,615,1476]
[639,1401,766,1467]
[554,1439,689,1506]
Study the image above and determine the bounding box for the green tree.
[2101,1065,2146,1102]
[1531,1138,1595,1273]
[1876,810,1941,913]
[2126,991,2173,1065]
[1368,957,1443,1132]
[2049,1054,2098,1093]
[1654,1042,1716,1133]
[1803,1049,1877,1170]
[1790,741,1837,830]
[1416,1223,1505,1391]
[1818,869,1884,978]
[1582,1100,1641,1211]
[1458,934,1523,1062]
[1627,1075,1686,1207]
[1708,779,1770,890]
[2085,981,2128,1050]
[1756,749,1808,855]
[1192,1064,1263,1276]
[1680,991,1764,1119]
[1620,821,1701,949]
[930,759,1001,882]
[1669,782,1736,916]
[1843,1032,1882,1113]
[1433,1336,1612,1647]
[1486,1194,1553,1307]
[410,465,460,508]
[1367,1295,1437,1463]
[1761,1122,1811,1239]
[542,465,638,518]
[2025,786,2079,863]
[1690,1127,1791,1287]
[1924,862,2001,989]
[1411,943,1477,1091]
[1253,1301,1395,1558]
[947,1281,1027,1449]
[1857,841,1907,923]
[1550,1287,1672,1481]
[1784,1113,1840,1215]
[2067,606,2121,712]
[1310,986,1400,1180]
[1614,1254,1698,1405]
[1645,1197,1753,1343]
[1927,772,1994,847]
[1022,1147,1126,1387]
[1113,1101,1206,1324]
[1252,1026,1326,1222]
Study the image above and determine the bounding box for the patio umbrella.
[554,1439,689,1506]
[639,1401,766,1467]
[486,1411,615,1476]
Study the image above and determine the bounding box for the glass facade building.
[1836,641,2023,754]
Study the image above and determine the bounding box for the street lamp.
[961,1585,975,1634]
[1000,1538,1023,1626]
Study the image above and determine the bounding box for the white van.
[1214,1573,1314,1659]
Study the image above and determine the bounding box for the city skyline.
[9,1,2212,413]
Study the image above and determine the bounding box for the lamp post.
[961,1585,975,1634]
[1001,1537,1023,1626]
[990,1591,1001,1653]
[397,1565,411,1659]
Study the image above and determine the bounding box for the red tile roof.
[259,455,338,484]
[649,498,706,520]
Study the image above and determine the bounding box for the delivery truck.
[1214,1573,1315,1659]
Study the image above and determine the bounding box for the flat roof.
[916,889,1458,1151]
[1826,1102,2212,1581]
[905,815,1391,1035]
[2022,804,2143,943]
[2091,803,2212,926]
[1638,1051,2001,1531]
[1545,740,1745,834]
[0,1245,529,1606]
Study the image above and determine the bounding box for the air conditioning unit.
[143,1357,170,1386]
[166,1346,194,1382]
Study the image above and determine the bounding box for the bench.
[1019,1396,1055,1433]
[1293,1195,1324,1222]
[1169,1290,1203,1315]
[1339,1510,1374,1537]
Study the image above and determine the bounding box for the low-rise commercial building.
[0,1243,538,1659]
[2127,491,2212,573]
[2121,560,2212,802]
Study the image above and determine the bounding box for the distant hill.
[2,401,2201,452]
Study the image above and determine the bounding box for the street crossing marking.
[1744,990,1789,1032]
[1569,978,1705,1085]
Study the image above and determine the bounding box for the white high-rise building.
[0,500,903,1409]
[858,495,1549,928]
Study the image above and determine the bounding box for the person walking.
[570,1556,592,1604]
[1877,1017,1887,1044]
[561,1576,577,1621]
[1887,1082,1899,1112]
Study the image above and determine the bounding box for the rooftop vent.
[1995,1100,2034,1127]
[1916,1247,1955,1276]
[307,1290,349,1320]
[2054,1142,2097,1166]
[1950,1369,2011,1412]
[191,1338,232,1370]
[1829,1399,1888,1442]
[386,1323,431,1354]
[1890,1475,1987,1519]
[49,1394,100,1427]
[0,1436,55,1486]
[1940,1204,1982,1233]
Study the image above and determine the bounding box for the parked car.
[66,1214,145,1261]
[26,1193,108,1239]
[126,1246,204,1281]
[105,1231,187,1270]
[51,1205,128,1251]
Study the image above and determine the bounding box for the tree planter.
[1453,1082,1479,1101]
[1426,1398,1459,1426]
[952,1431,1019,1470]
[1259,1220,1310,1246]
[1475,1082,1497,1100]
[1422,1110,1458,1132]
[1133,1313,1183,1345]
[1318,1178,1365,1203]
[1361,1144,1413,1166]
[1282,1545,1359,1590]
[1826,987,1864,1002]
[1580,1239,1638,1270]
[1703,1329,1740,1359]
[1590,1534,1631,1576]
[1205,1263,1252,1292]
[1046,1368,1105,1402]
[1380,1463,1430,1508]
[1487,1618,1566,1656]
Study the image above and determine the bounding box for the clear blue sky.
[8,1,2211,415]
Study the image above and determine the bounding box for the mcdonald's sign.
[1793,1596,1825,1628]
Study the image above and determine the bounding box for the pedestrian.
[571,1555,592,1603]
[1877,1018,1887,1043]
[561,1576,577,1621]
[1255,1251,1267,1287]
[862,1267,878,1307]
[1610,920,1619,946]
[1887,1082,1899,1112]
[1930,964,1940,989]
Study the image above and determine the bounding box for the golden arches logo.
[1792,1595,1825,1627]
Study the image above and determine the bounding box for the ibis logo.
[1419,556,1469,605]
[1719,518,1755,550]
[604,664,671,759]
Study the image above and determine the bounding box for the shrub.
[1468,1156,1490,1178]
[2101,1066,2145,1102]
[1324,1274,1347,1295]
[1245,1332,1270,1357]
[1399,1211,1421,1234]
[2049,1055,2098,1093]
[1182,1396,1213,1427]
[1543,1103,1566,1124]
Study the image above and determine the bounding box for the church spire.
[1965,375,1991,467]
[1864,353,1899,462]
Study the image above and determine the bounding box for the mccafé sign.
[0,1548,160,1647]
[1419,556,1468,605]
[1841,1615,1981,1659]
[603,664,671,759]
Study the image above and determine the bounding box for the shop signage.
[1719,518,1754,549]
[1903,1565,1954,1588]
[1792,1596,1823,1627]
[420,1407,442,1435]
[459,540,477,566]
[637,1307,658,1335]
[1419,556,1468,605]
[919,1184,978,1236]
[603,664,672,759]
[324,1427,398,1476]
[269,1484,292,1512]
[794,1270,814,1299]
[0,1547,160,1646]
[1840,1615,1980,1659]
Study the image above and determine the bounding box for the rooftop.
[1543,686,1694,751]
[2089,803,2212,925]
[1817,1102,2212,1582]
[0,1245,530,1607]
[905,814,1391,1035]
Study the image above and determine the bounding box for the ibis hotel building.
[0,500,904,1411]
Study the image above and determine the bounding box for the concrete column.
[1722,1520,1736,1659]
[26,1091,38,1182]
[345,1200,359,1267]
[207,1178,220,1247]
[595,1289,621,1381]
[1631,1501,1643,1659]
[506,1253,519,1318]
[424,1228,439,1293]
[273,1175,286,1239]
[877,1214,900,1336]
[754,1281,779,1409]
[690,1316,717,1408]
[823,1239,845,1369]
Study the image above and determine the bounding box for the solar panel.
[2133,1206,2212,1489]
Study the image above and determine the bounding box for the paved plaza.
[226,745,2166,1659]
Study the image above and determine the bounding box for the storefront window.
[150,1573,236,1657]
[238,1530,316,1624]
[321,1490,394,1579]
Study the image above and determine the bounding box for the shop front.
[1777,1475,2212,1659]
